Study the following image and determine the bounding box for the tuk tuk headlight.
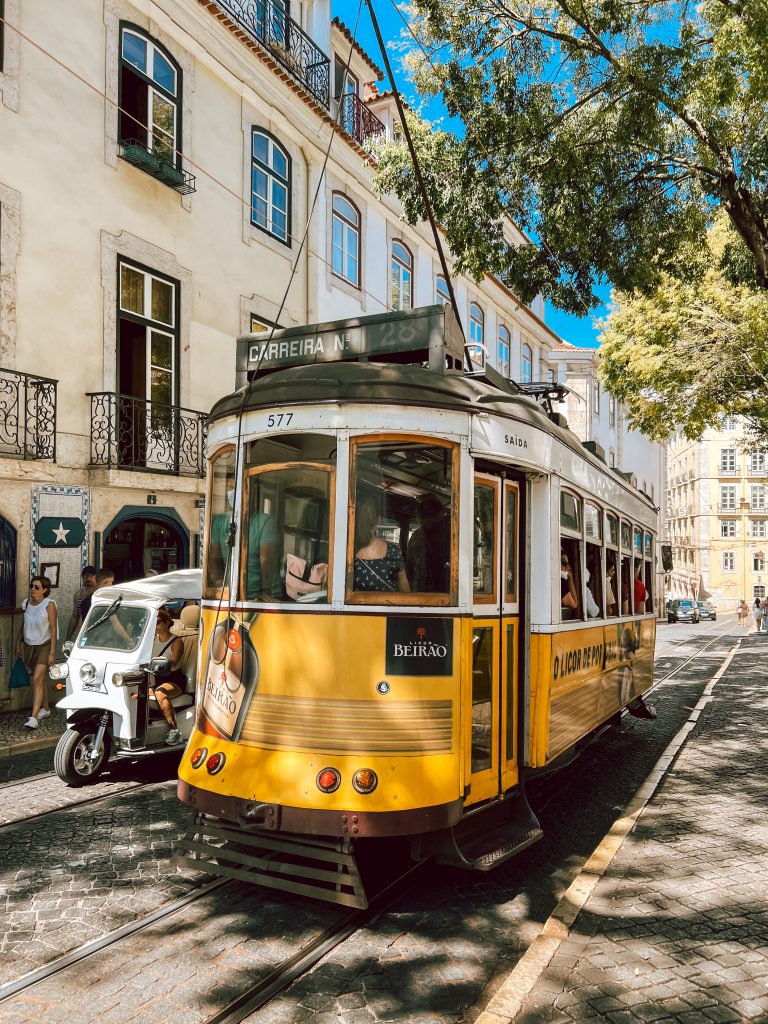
[49,662,69,680]
[79,663,96,684]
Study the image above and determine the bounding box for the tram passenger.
[584,569,600,618]
[405,494,450,592]
[633,561,647,613]
[150,608,186,746]
[354,501,410,593]
[560,548,579,619]
[245,510,281,601]
[606,562,618,617]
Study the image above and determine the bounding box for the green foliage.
[373,0,768,310]
[599,221,768,442]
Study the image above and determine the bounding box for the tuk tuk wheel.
[54,726,112,786]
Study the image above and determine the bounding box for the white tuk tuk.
[51,569,201,785]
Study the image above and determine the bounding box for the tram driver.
[354,501,411,593]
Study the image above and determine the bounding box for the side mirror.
[63,641,74,654]
[149,657,171,676]
[661,544,673,572]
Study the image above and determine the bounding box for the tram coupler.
[627,696,657,720]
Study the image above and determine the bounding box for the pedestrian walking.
[17,575,57,729]
[753,598,763,633]
[761,597,768,631]
[738,599,749,626]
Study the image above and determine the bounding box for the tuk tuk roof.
[93,569,202,606]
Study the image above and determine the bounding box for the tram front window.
[205,447,237,596]
[349,440,457,603]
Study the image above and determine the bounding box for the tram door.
[467,473,521,804]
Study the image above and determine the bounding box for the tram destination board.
[235,304,464,385]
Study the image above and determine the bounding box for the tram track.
[0,775,160,829]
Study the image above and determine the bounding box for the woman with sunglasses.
[18,575,57,729]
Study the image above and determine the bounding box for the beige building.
[665,418,767,604]
[0,0,571,701]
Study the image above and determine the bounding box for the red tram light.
[190,747,208,769]
[316,767,341,793]
[227,629,241,652]
[352,769,378,794]
[206,752,226,775]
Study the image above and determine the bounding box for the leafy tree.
[373,0,768,312]
[599,219,768,442]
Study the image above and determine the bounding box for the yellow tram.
[178,305,657,906]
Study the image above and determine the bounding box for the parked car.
[667,599,700,623]
[696,601,717,621]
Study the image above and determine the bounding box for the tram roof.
[209,362,654,509]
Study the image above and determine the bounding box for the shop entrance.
[102,515,188,583]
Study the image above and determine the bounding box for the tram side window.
[644,532,654,609]
[605,513,619,617]
[620,520,632,615]
[560,490,582,621]
[349,440,456,603]
[584,502,603,618]
[205,447,237,596]
[474,483,496,599]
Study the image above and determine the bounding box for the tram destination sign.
[236,304,464,386]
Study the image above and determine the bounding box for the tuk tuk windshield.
[78,604,150,652]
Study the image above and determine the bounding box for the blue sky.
[333,1,606,347]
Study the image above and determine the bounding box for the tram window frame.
[346,436,459,607]
[473,477,498,604]
[504,482,519,605]
[203,444,237,600]
[240,460,336,605]
[584,502,603,619]
[644,532,654,610]
[559,489,583,622]
[605,513,619,618]
[617,520,632,615]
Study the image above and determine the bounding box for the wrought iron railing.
[337,92,386,149]
[87,392,207,477]
[119,139,196,195]
[215,0,330,107]
[0,367,57,460]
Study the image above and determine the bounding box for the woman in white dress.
[17,575,57,729]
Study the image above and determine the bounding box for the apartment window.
[751,484,766,511]
[251,130,290,243]
[334,58,358,137]
[608,395,616,428]
[720,485,736,511]
[593,379,601,417]
[390,241,412,311]
[520,343,532,384]
[750,451,766,474]
[719,448,737,474]
[721,415,737,431]
[609,448,616,468]
[751,519,767,539]
[722,550,735,572]
[720,520,737,538]
[331,193,360,287]
[754,552,766,572]
[498,325,510,376]
[468,303,485,366]
[119,27,180,167]
[118,262,177,406]
[435,275,450,305]
[755,585,766,599]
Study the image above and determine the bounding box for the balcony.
[214,0,331,108]
[718,466,740,476]
[0,367,57,460]
[337,92,386,150]
[87,393,207,477]
[119,139,196,195]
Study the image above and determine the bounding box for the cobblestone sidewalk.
[0,707,66,757]
[492,637,768,1024]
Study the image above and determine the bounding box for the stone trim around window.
[104,0,194,210]
[100,229,192,403]
[0,0,20,112]
[0,180,20,367]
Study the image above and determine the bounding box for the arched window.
[469,303,485,366]
[498,325,510,376]
[0,515,17,609]
[435,275,450,305]
[119,26,180,167]
[521,343,532,383]
[331,193,360,286]
[251,130,290,243]
[390,241,412,310]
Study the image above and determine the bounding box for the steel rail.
[0,770,56,791]
[0,877,230,1003]
[650,626,740,691]
[201,860,427,1024]
[0,777,163,830]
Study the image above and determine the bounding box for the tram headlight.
[352,769,378,795]
[206,752,226,775]
[316,767,341,793]
[79,663,96,684]
[190,747,208,769]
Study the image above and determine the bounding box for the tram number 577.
[266,413,294,429]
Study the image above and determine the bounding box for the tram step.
[417,793,543,872]
[174,815,369,909]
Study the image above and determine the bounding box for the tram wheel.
[54,726,112,786]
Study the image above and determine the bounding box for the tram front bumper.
[178,779,464,838]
